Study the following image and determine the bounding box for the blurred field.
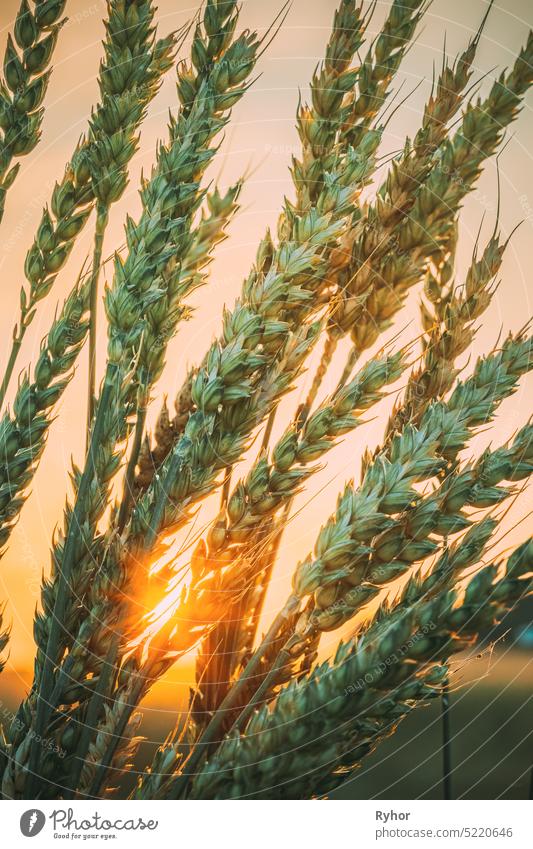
[331,643,533,800]
[333,682,532,799]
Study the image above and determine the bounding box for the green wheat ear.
[0,0,67,221]
[0,271,90,551]
[0,0,178,544]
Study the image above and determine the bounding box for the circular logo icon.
[20,809,46,837]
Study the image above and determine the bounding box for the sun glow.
[132,539,194,648]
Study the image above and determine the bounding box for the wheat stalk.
[0,15,185,564]
[0,0,175,659]
[9,180,241,788]
[121,13,532,796]
[60,135,379,797]
[230,35,490,667]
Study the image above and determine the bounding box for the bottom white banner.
[1,799,531,848]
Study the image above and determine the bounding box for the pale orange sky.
[0,0,532,707]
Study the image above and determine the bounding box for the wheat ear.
[332,31,533,359]
[0,0,67,222]
[240,36,487,661]
[0,274,90,551]
[0,2,176,411]
[388,233,506,438]
[292,333,533,629]
[86,0,178,427]
[69,136,379,798]
[129,179,243,509]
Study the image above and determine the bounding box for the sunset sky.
[0,0,531,711]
